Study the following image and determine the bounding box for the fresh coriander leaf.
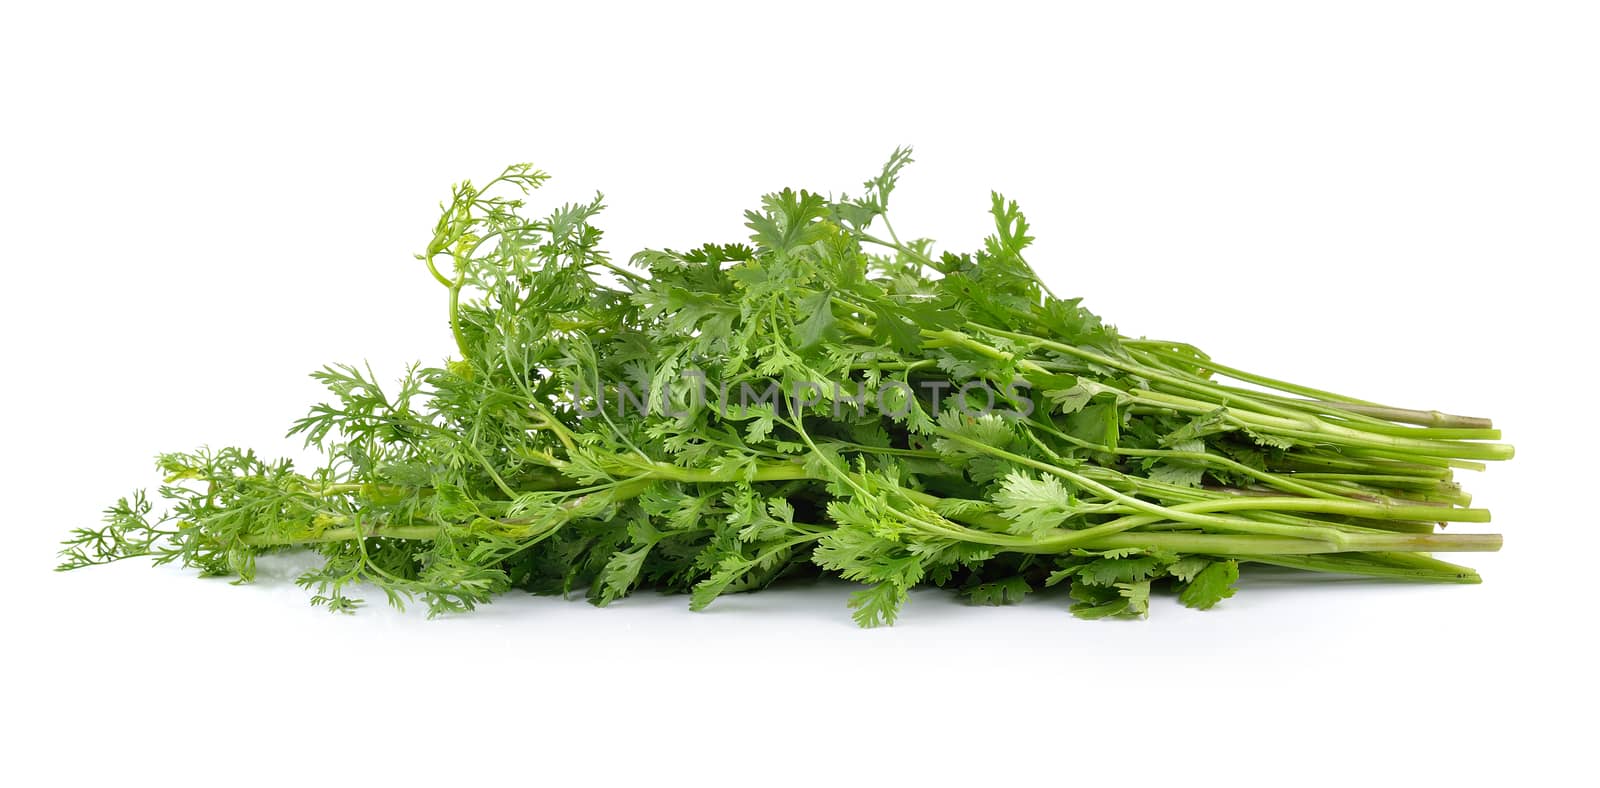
[1179,559,1240,610]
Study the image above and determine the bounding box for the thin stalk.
[1243,553,1483,583]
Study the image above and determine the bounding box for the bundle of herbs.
[60,150,1511,625]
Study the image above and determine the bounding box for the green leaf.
[689,555,754,611]
[594,544,651,607]
[848,582,906,628]
[1179,559,1240,610]
[794,289,836,350]
[1117,580,1151,618]
[964,575,1032,606]
[745,188,830,254]
[1064,399,1121,451]
[1077,555,1165,586]
[870,302,923,353]
[984,192,1034,260]
[837,146,915,228]
[1067,581,1128,619]
[1148,460,1205,488]
[993,471,1077,536]
[1168,556,1211,583]
[1045,380,1094,415]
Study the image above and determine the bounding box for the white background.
[3,1,1595,784]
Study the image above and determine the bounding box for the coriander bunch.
[61,150,1510,625]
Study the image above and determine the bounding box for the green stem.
[448,274,470,359]
[1122,341,1382,406]
[1244,552,1483,583]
